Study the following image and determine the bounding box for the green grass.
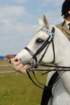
[0,72,43,105]
[0,60,48,105]
[0,60,8,65]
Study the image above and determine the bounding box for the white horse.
[11,16,70,105]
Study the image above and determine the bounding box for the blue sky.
[0,0,64,55]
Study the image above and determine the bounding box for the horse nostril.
[15,59,18,62]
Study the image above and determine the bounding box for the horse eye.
[36,38,44,44]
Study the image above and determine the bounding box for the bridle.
[24,26,56,89]
[24,27,55,68]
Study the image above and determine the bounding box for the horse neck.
[54,26,70,66]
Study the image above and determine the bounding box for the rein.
[26,63,70,90]
[29,63,70,72]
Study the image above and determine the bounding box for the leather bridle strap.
[24,35,52,67]
[26,70,44,89]
[24,47,37,63]
[38,38,55,64]
[33,36,51,58]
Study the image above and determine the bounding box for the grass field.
[0,60,46,105]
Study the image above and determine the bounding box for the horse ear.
[38,18,44,26]
[43,15,49,29]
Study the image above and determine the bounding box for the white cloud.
[45,0,63,3]
[41,0,64,24]
[43,0,64,7]
[0,5,27,34]
[0,5,26,19]
[0,5,35,34]
[16,0,26,5]
[0,5,35,54]
[0,0,65,54]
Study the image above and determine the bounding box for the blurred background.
[0,0,64,56]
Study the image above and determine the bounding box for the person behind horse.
[41,0,70,105]
[57,0,70,39]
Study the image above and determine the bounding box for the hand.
[11,57,28,74]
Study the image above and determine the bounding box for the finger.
[14,64,27,73]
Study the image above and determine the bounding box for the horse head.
[15,16,70,68]
[16,16,54,66]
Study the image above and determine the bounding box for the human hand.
[10,57,28,74]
